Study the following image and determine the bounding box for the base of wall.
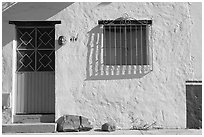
[13,114,55,123]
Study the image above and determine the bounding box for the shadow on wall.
[97,2,112,7]
[86,25,152,80]
[2,2,74,46]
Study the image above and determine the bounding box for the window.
[99,19,152,66]
[9,21,61,72]
[16,26,55,72]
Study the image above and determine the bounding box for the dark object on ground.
[56,115,93,132]
[101,122,116,132]
[2,108,12,124]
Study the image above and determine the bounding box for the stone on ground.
[101,122,116,132]
[80,116,93,131]
[56,115,93,132]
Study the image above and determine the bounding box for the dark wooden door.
[16,26,55,114]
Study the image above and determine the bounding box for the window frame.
[99,19,153,67]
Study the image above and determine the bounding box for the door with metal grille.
[15,25,55,114]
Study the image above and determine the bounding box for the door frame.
[11,25,17,123]
[10,21,61,123]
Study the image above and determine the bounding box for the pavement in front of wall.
[3,129,202,135]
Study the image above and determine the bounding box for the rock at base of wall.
[56,115,93,132]
[101,122,116,132]
[80,116,93,131]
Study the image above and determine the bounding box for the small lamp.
[58,36,67,46]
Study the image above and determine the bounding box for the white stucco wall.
[189,3,202,80]
[2,2,202,129]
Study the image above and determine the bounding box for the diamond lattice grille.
[17,26,55,72]
[20,54,32,67]
[39,54,52,68]
[20,32,33,45]
[39,32,52,45]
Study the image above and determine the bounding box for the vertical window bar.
[115,26,117,66]
[141,25,143,68]
[146,25,149,68]
[125,25,127,65]
[130,25,132,65]
[101,25,104,74]
[120,26,122,65]
[109,26,111,65]
[103,26,106,65]
[151,25,153,71]
[135,25,137,66]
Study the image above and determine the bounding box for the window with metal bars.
[16,26,55,72]
[99,19,152,67]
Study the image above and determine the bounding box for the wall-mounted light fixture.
[58,36,67,46]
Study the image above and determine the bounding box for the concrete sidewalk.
[3,129,202,135]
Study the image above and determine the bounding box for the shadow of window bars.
[86,23,153,81]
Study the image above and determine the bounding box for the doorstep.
[2,123,57,133]
[13,114,55,123]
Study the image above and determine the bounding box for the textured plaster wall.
[50,2,201,128]
[189,3,202,80]
[2,2,202,129]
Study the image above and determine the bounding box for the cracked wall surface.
[2,2,202,129]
